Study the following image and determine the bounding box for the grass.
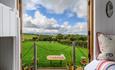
[22,41,88,67]
[23,34,36,40]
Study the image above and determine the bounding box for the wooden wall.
[0,0,20,70]
[0,0,15,9]
[18,0,22,70]
[88,0,94,61]
[94,0,115,59]
[0,37,14,70]
[0,4,17,37]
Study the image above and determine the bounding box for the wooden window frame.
[17,0,23,70]
[19,0,94,68]
[88,0,94,62]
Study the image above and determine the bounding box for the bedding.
[84,60,100,70]
[96,60,115,70]
[85,32,115,70]
[84,60,115,70]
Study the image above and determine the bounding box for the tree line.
[24,34,88,48]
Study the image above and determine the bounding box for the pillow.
[97,34,115,61]
[96,32,103,58]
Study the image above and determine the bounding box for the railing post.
[33,41,37,70]
[72,41,76,70]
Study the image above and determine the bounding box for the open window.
[21,0,94,69]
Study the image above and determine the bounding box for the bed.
[85,60,100,70]
[85,60,115,70]
[85,32,115,70]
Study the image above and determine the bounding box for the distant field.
[22,41,88,67]
[23,34,36,40]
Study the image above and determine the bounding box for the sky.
[23,0,88,35]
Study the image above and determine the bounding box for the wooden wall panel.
[88,0,94,61]
[18,0,22,70]
[94,0,115,59]
[2,5,10,36]
[0,0,15,9]
[10,11,16,36]
[0,4,17,37]
[95,0,115,33]
[0,4,3,36]
[0,37,13,70]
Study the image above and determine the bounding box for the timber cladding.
[88,0,94,62]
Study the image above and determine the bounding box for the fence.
[22,41,88,68]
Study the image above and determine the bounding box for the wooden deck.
[38,68,67,70]
[38,69,67,70]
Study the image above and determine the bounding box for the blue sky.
[23,0,87,35]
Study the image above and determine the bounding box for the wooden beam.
[18,0,23,70]
[88,0,94,62]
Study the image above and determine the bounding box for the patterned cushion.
[97,34,115,61]
[96,32,102,58]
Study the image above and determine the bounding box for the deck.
[38,67,67,70]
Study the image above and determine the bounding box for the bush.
[58,39,72,46]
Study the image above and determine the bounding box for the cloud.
[32,11,61,30]
[23,14,37,28]
[23,11,87,35]
[38,0,73,14]
[24,0,37,10]
[23,11,61,34]
[67,22,87,35]
[23,28,37,34]
[73,0,87,18]
[24,0,87,18]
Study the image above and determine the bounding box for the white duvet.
[85,60,100,70]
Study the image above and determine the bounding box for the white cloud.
[38,0,73,14]
[23,11,61,34]
[38,0,87,18]
[23,14,37,28]
[24,0,37,10]
[23,28,37,34]
[32,11,60,30]
[68,22,87,35]
[24,0,87,18]
[23,11,87,35]
[73,0,87,18]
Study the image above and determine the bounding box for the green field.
[23,34,37,40]
[22,41,88,67]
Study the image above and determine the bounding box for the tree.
[56,34,63,40]
[52,36,57,41]
[78,35,87,41]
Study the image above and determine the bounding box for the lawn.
[22,41,88,67]
[23,34,37,40]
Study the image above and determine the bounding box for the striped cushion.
[96,60,115,70]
